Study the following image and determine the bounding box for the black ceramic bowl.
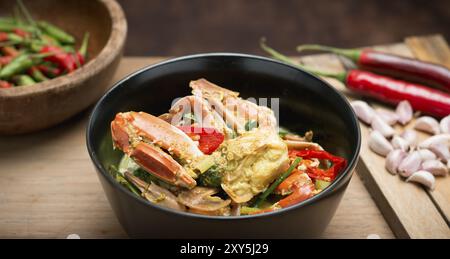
[86,53,361,238]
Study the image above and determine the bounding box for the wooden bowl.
[0,0,127,134]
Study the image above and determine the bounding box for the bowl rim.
[86,52,361,220]
[0,0,127,97]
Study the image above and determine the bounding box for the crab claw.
[275,169,314,208]
[277,183,314,208]
[111,111,202,189]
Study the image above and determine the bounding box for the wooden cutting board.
[301,34,450,238]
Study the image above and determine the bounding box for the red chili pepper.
[1,46,19,57]
[262,42,450,118]
[37,64,62,78]
[177,126,225,155]
[0,80,12,88]
[0,32,8,42]
[13,28,30,38]
[344,70,450,118]
[40,45,77,73]
[289,149,347,181]
[0,56,13,66]
[296,45,450,92]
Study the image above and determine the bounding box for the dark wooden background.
[117,0,450,56]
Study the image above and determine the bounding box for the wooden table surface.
[0,57,394,239]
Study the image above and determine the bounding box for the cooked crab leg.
[161,95,232,136]
[190,78,277,134]
[111,112,202,188]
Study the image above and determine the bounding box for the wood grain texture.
[406,34,450,68]
[300,35,450,238]
[0,57,394,239]
[405,35,450,225]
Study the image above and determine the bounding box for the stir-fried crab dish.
[109,79,347,216]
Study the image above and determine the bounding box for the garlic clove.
[418,134,450,149]
[417,149,437,161]
[400,129,418,147]
[351,101,375,125]
[440,115,450,134]
[406,170,435,190]
[396,100,413,125]
[391,136,409,151]
[421,160,448,176]
[371,116,395,138]
[375,108,398,126]
[398,151,422,177]
[369,130,394,157]
[385,149,407,175]
[414,116,441,135]
[429,143,450,163]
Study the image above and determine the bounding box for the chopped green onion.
[245,120,258,131]
[253,157,302,208]
[241,206,262,215]
[315,179,331,190]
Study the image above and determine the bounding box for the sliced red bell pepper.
[178,126,225,155]
[288,149,347,181]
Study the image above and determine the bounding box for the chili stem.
[260,39,347,82]
[78,32,90,58]
[17,0,37,27]
[296,44,361,62]
[253,157,302,208]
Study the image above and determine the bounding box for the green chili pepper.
[14,74,35,86]
[0,17,15,24]
[253,157,302,208]
[0,22,36,33]
[17,0,38,27]
[7,33,23,43]
[29,66,48,82]
[78,32,89,58]
[0,55,33,79]
[62,45,75,53]
[38,21,75,44]
[40,33,61,46]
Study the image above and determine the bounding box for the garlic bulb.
[440,115,450,134]
[376,108,398,126]
[417,149,437,161]
[371,116,395,138]
[400,129,418,147]
[406,171,435,190]
[351,101,375,124]
[385,149,407,175]
[419,134,450,149]
[398,151,422,177]
[414,116,440,135]
[396,100,413,125]
[391,136,409,151]
[369,130,393,157]
[421,160,448,176]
